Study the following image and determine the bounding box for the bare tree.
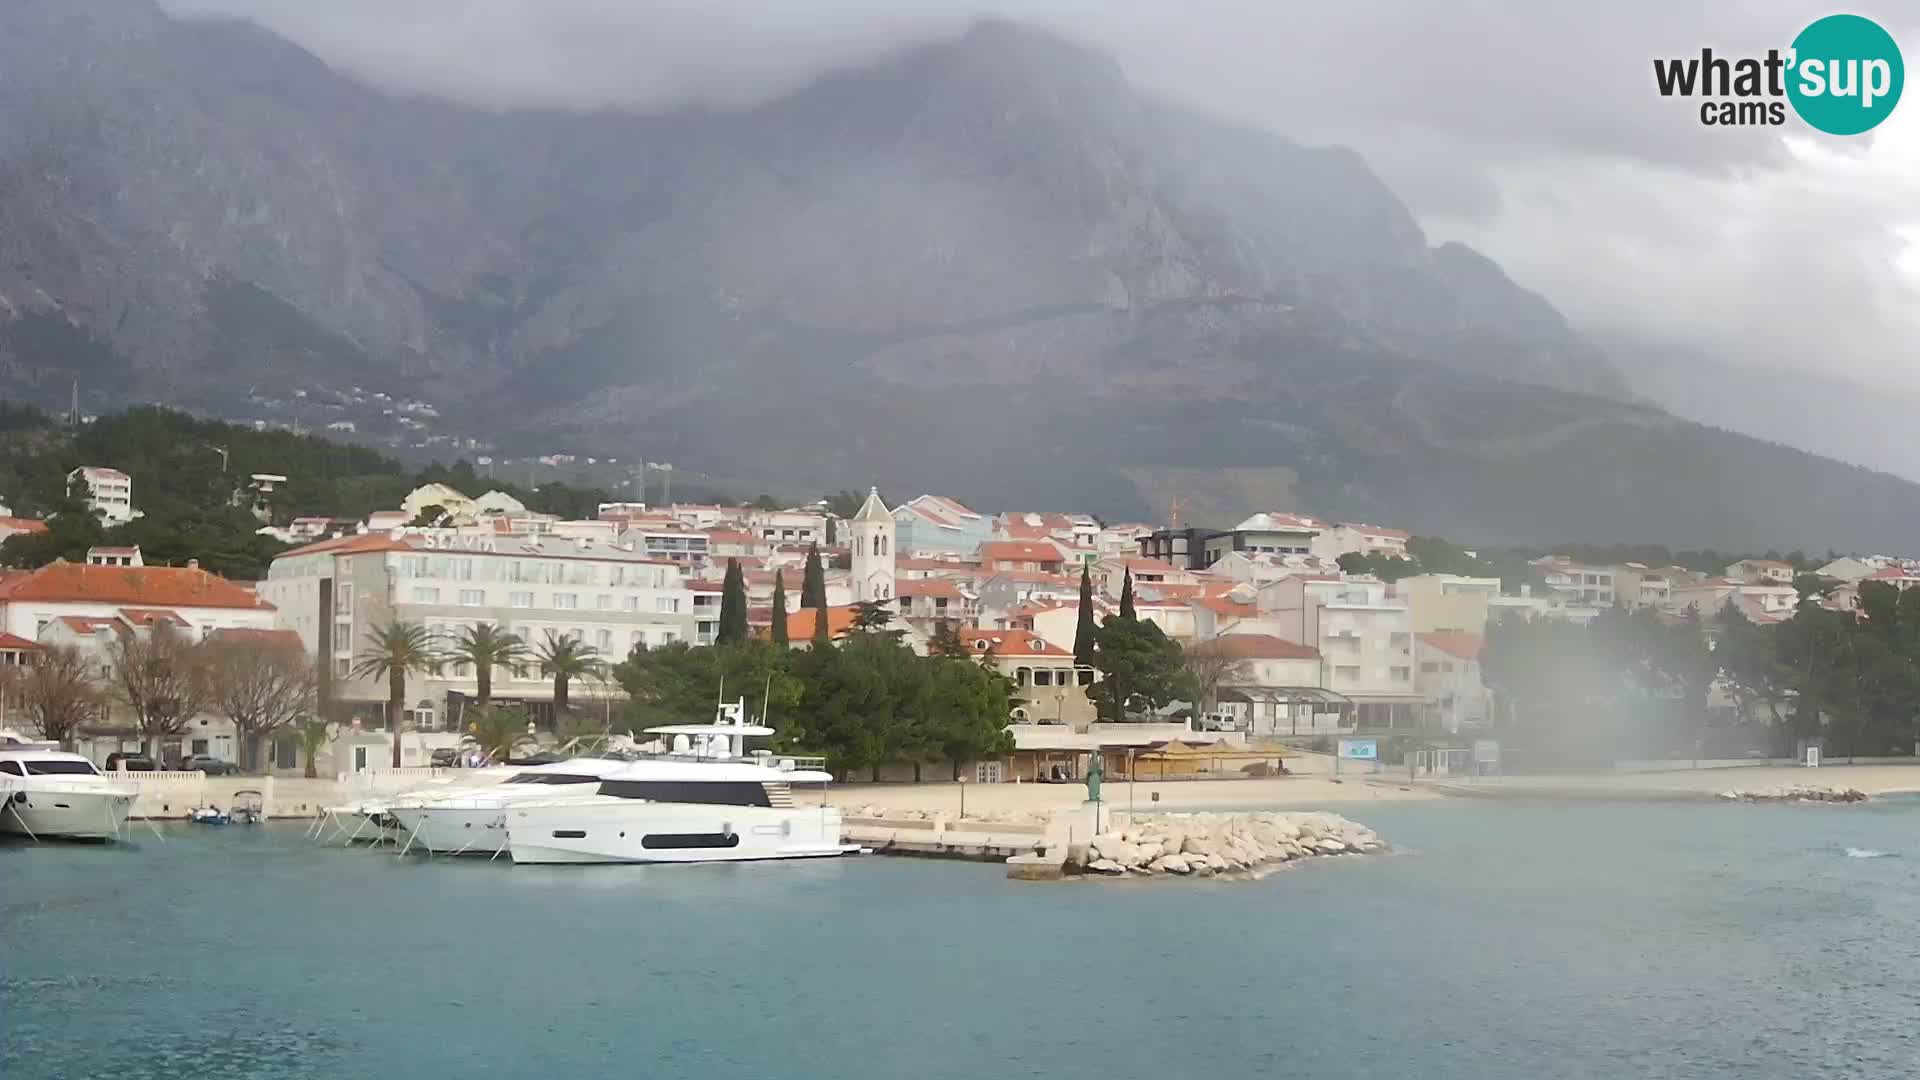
[2,646,104,749]
[206,634,318,772]
[108,623,213,760]
[1182,639,1251,718]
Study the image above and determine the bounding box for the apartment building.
[263,529,696,729]
[1415,631,1491,733]
[1259,575,1420,728]
[67,466,136,524]
[1400,574,1500,634]
[0,559,276,642]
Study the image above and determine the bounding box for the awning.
[1217,686,1350,707]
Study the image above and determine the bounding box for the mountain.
[1599,335,1920,486]
[4,0,1919,552]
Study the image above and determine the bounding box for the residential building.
[399,482,478,524]
[68,466,135,524]
[1203,513,1327,565]
[1095,557,1200,597]
[0,515,49,543]
[1665,578,1797,621]
[0,559,276,643]
[978,540,1067,575]
[1611,564,1688,609]
[1864,565,1920,592]
[1206,634,1333,735]
[1534,558,1616,606]
[1094,522,1155,556]
[1259,575,1420,728]
[1415,631,1490,733]
[262,529,696,732]
[892,494,991,556]
[1726,558,1795,585]
[86,546,143,568]
[963,628,1097,728]
[1137,526,1218,570]
[1814,556,1879,583]
[747,508,827,546]
[1310,522,1411,563]
[1400,574,1500,635]
[894,577,977,629]
[626,528,711,568]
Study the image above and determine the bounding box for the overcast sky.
[164,0,1920,395]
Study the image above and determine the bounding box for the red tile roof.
[898,578,965,599]
[207,627,306,649]
[280,533,413,558]
[780,605,859,642]
[958,628,1071,658]
[0,560,273,611]
[119,608,190,628]
[898,556,976,571]
[978,540,1064,563]
[55,615,123,635]
[1194,595,1258,617]
[0,632,41,650]
[707,529,760,545]
[1418,630,1484,661]
[1200,634,1320,660]
[0,516,49,534]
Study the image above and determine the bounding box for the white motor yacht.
[0,736,139,841]
[504,757,851,864]
[504,706,851,865]
[387,756,641,855]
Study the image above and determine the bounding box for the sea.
[4,798,1917,1080]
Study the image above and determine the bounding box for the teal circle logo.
[1787,14,1904,135]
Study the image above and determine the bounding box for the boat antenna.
[760,673,773,727]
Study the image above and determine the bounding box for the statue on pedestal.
[1084,754,1104,803]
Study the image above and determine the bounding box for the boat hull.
[506,801,847,865]
[1,784,137,840]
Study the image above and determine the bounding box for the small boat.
[230,790,266,824]
[1,734,139,841]
[188,805,230,825]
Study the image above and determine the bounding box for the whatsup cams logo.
[1654,13,1904,134]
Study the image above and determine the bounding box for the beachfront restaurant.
[1003,725,1269,783]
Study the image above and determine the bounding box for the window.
[1077,669,1095,686]
[336,657,351,677]
[460,589,484,606]
[1335,665,1361,681]
[554,593,578,609]
[1389,632,1410,650]
[625,596,640,611]
[597,629,612,652]
[599,780,772,807]
[630,630,645,650]
[1033,669,1053,686]
[23,760,100,776]
[1421,662,1440,673]
[1391,666,1411,682]
[510,591,534,608]
[596,594,612,610]
[337,582,353,612]
[412,587,440,604]
[657,597,680,613]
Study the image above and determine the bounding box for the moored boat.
[1,736,139,841]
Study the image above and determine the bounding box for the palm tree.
[447,622,528,708]
[294,717,334,779]
[534,630,601,721]
[350,620,441,767]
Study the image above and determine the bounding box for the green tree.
[812,602,832,647]
[461,706,540,764]
[534,631,601,719]
[205,632,317,771]
[294,717,334,779]
[801,544,827,609]
[927,619,968,659]
[1086,614,1189,722]
[1073,565,1097,666]
[1118,568,1136,620]
[850,599,899,635]
[770,570,790,646]
[924,655,1016,780]
[717,558,749,645]
[350,621,441,767]
[447,622,529,708]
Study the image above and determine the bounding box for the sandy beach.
[1431,763,1920,801]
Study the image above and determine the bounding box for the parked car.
[429,748,461,768]
[103,751,157,772]
[178,754,241,776]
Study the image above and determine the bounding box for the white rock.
[1086,858,1124,875]
[1161,854,1193,874]
[1317,838,1348,854]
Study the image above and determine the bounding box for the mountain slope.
[3,1,1918,552]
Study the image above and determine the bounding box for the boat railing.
[604,750,829,771]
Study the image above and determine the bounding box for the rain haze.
[161,0,1920,410]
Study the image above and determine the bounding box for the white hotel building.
[262,529,699,729]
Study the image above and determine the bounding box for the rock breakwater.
[1077,811,1385,880]
[1717,786,1868,803]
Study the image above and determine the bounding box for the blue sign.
[1338,738,1378,761]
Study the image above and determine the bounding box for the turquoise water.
[4,799,1918,1079]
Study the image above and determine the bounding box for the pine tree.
[1073,564,1097,666]
[801,544,827,609]
[716,558,748,645]
[770,569,790,646]
[1119,567,1137,620]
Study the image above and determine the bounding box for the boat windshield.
[23,760,102,776]
[501,773,604,785]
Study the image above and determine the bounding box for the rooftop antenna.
[1168,494,1185,531]
[70,379,79,426]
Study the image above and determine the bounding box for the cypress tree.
[770,569,790,646]
[1073,564,1097,666]
[1119,567,1137,620]
[801,544,827,609]
[812,602,832,647]
[716,558,749,645]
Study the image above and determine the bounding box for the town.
[6,436,1917,791]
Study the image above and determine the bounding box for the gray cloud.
[161,0,1920,393]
